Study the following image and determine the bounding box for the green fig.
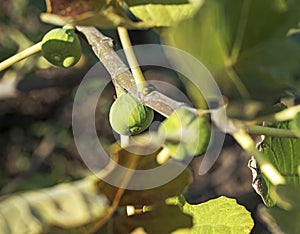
[41,26,81,67]
[109,93,154,135]
[158,107,211,160]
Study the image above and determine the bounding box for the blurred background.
[0,1,267,233]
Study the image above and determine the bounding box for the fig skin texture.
[109,93,154,135]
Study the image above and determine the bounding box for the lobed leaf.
[180,196,254,234]
[125,0,190,6]
[0,176,109,234]
[259,121,300,206]
[291,112,300,137]
[164,0,300,119]
[129,3,198,27]
[259,184,300,234]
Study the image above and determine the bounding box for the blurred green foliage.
[0,0,115,195]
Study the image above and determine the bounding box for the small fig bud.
[158,107,211,160]
[41,27,81,67]
[109,93,154,135]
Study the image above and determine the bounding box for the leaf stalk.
[0,42,42,72]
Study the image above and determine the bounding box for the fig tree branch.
[76,26,186,117]
[247,125,298,138]
[117,26,148,93]
[76,26,287,186]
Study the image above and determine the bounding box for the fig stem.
[251,104,300,123]
[156,147,171,165]
[120,135,130,148]
[117,26,147,95]
[0,41,42,72]
[247,125,299,138]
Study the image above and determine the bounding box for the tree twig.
[76,26,186,117]
[247,125,299,138]
[0,42,42,72]
[117,26,147,94]
[232,129,285,186]
[252,105,300,123]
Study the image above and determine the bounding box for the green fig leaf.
[164,0,300,119]
[290,112,300,137]
[176,196,254,234]
[257,121,300,206]
[0,176,109,233]
[129,3,199,27]
[259,184,300,234]
[125,0,190,6]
